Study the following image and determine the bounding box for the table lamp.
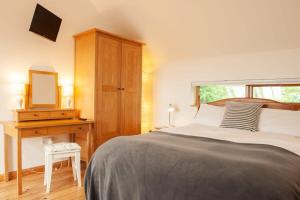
[15,83,25,109]
[168,104,175,126]
[62,85,74,109]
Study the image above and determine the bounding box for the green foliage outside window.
[200,85,300,103]
[253,86,300,103]
[200,85,244,103]
[282,87,300,102]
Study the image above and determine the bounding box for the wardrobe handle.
[121,88,125,90]
[117,88,121,90]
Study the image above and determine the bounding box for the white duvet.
[160,124,300,156]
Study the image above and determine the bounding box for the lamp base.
[16,97,23,109]
[66,97,72,109]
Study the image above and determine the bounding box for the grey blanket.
[85,132,300,200]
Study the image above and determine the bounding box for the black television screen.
[29,4,62,42]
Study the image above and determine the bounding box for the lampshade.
[62,85,74,97]
[168,104,175,112]
[15,83,25,95]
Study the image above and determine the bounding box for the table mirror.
[29,70,59,109]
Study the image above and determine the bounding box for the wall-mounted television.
[29,4,62,42]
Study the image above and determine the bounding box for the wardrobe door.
[121,42,142,135]
[96,35,122,145]
[74,32,97,120]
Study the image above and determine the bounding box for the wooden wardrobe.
[74,28,143,148]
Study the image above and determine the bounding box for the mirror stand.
[23,84,61,110]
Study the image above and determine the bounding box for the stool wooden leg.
[71,157,77,181]
[75,152,81,187]
[46,155,53,193]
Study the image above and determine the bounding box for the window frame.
[194,84,300,108]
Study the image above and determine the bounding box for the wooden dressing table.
[3,110,94,195]
[2,70,95,195]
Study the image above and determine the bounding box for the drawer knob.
[33,114,39,117]
[34,130,38,134]
[78,127,82,130]
[61,113,65,115]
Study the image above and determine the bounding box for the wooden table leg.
[17,132,22,195]
[91,124,94,156]
[86,124,92,162]
[4,134,9,182]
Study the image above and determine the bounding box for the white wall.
[151,0,300,127]
[0,0,106,173]
[153,48,300,127]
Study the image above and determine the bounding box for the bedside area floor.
[0,167,85,200]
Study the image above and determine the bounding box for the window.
[253,86,300,103]
[198,84,300,104]
[200,85,246,103]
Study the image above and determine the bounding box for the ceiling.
[89,0,300,66]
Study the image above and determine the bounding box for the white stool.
[44,142,81,193]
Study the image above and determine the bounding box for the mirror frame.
[28,70,60,109]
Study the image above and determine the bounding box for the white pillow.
[259,108,300,136]
[194,104,225,127]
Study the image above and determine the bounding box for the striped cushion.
[220,102,262,132]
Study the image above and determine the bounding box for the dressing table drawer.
[18,112,49,121]
[22,128,48,137]
[50,111,75,119]
[70,125,89,134]
[48,126,71,135]
[16,110,77,121]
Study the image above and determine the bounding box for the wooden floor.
[0,167,85,200]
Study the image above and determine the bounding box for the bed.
[85,98,300,200]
